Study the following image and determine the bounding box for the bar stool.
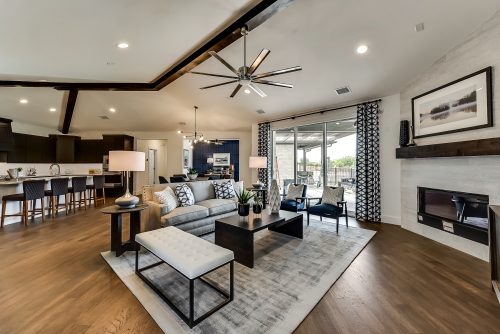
[87,175,106,207]
[1,180,46,227]
[68,176,87,213]
[45,177,69,218]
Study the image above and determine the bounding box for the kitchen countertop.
[0,174,100,185]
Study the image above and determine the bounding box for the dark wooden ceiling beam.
[151,0,295,89]
[60,89,79,134]
[0,80,153,91]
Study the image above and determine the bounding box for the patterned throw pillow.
[153,187,178,213]
[213,180,236,199]
[321,187,344,206]
[286,184,304,200]
[175,184,195,207]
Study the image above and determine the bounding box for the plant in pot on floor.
[236,189,255,217]
[187,168,198,181]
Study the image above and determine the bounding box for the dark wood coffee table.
[215,210,303,268]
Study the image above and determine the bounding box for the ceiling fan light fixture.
[244,88,251,94]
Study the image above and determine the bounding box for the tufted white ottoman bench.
[135,226,234,328]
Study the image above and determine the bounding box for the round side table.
[101,204,148,257]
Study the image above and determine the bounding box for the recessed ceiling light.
[356,45,368,54]
[117,42,129,49]
[49,108,56,112]
[19,99,28,104]
[177,130,181,134]
[244,88,251,94]
[109,108,116,113]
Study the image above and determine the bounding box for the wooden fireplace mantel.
[396,137,500,159]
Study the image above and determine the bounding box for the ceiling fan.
[190,26,302,98]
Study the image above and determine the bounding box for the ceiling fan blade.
[253,79,293,88]
[248,82,267,98]
[208,51,239,75]
[200,80,238,90]
[252,66,302,79]
[229,84,242,98]
[248,49,270,75]
[190,71,238,79]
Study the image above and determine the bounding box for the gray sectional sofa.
[142,179,240,235]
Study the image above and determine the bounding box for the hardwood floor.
[0,200,499,333]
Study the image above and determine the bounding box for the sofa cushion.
[197,199,236,216]
[154,187,178,213]
[175,184,195,207]
[188,180,216,202]
[161,205,209,226]
[213,180,236,199]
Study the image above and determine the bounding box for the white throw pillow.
[233,181,244,194]
[321,187,344,206]
[153,187,178,213]
[175,184,195,207]
[286,184,304,200]
[213,180,236,199]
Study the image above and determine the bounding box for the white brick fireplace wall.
[400,10,500,261]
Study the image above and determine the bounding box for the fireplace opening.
[417,187,489,245]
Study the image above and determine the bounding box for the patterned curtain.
[355,101,381,222]
[257,122,271,188]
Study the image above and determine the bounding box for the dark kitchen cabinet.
[7,133,55,163]
[102,135,134,153]
[75,139,104,163]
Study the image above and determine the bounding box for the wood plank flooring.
[0,200,499,333]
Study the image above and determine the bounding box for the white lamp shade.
[249,156,267,169]
[207,157,214,163]
[109,151,145,172]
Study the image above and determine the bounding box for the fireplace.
[417,187,489,245]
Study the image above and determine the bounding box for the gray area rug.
[102,220,376,334]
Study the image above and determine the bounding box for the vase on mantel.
[268,179,281,213]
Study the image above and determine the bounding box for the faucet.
[49,163,61,176]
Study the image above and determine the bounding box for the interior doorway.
[147,149,157,185]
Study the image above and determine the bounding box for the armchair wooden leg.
[307,212,310,226]
[336,216,339,234]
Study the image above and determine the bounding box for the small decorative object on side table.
[236,189,255,217]
[109,150,145,208]
[101,204,148,257]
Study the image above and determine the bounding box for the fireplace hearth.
[417,187,489,245]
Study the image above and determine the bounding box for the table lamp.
[109,150,145,208]
[249,156,267,188]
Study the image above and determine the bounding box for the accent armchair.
[280,183,308,213]
[306,186,348,233]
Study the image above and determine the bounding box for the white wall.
[379,94,401,225]
[399,11,500,260]
[134,139,168,194]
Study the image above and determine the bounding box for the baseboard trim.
[381,215,401,225]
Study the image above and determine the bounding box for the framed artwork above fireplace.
[412,66,493,139]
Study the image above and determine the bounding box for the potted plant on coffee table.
[253,196,263,214]
[236,189,255,217]
[187,168,198,181]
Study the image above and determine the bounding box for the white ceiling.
[1,0,500,133]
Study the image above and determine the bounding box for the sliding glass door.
[272,128,295,192]
[326,119,356,213]
[296,124,324,197]
[271,118,357,215]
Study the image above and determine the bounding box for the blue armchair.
[306,186,348,233]
[280,183,308,213]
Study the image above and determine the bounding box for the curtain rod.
[259,98,382,125]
